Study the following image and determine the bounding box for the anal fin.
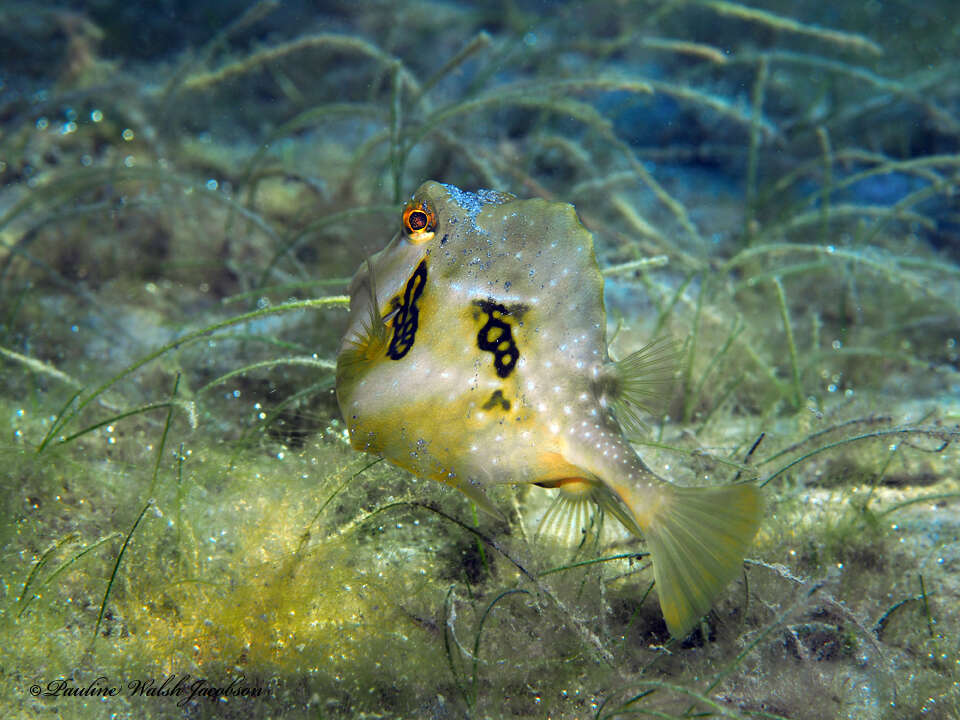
[535,479,600,546]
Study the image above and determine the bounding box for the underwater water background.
[1,1,958,718]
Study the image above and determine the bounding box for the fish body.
[336,180,761,638]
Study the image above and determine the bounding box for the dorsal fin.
[605,337,680,435]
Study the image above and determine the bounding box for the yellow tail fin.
[641,483,761,638]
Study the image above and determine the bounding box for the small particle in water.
[36,117,48,130]
[123,155,135,168]
[61,121,77,135]
[91,109,103,122]
[831,339,842,350]
[71,325,78,332]
[276,451,284,460]
[232,389,240,398]
[205,179,218,191]
[122,128,134,141]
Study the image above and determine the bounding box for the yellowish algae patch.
[2,411,449,715]
[116,496,397,674]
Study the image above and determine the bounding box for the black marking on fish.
[470,300,529,322]
[475,299,519,378]
[482,389,511,411]
[387,260,427,360]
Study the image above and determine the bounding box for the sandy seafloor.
[1,1,959,718]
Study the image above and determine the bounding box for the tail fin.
[638,483,761,638]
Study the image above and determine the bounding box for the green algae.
[2,1,960,718]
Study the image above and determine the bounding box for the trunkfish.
[336,180,761,638]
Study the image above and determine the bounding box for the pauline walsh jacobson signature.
[31,674,264,707]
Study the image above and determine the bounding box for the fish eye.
[402,200,437,244]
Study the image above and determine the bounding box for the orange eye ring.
[402,200,436,244]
